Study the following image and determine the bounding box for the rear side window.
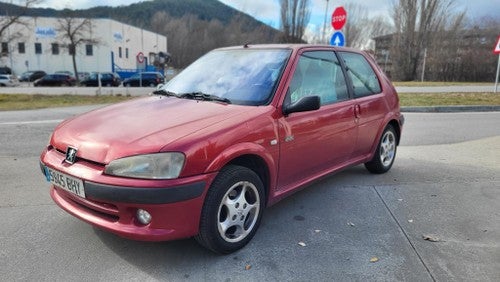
[287,51,348,106]
[340,52,381,98]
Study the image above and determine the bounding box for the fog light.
[136,209,152,225]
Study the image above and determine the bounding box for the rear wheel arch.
[388,119,401,145]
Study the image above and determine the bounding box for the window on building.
[35,43,42,54]
[1,42,8,54]
[18,42,25,54]
[118,47,122,58]
[86,44,93,56]
[68,44,75,55]
[52,43,59,55]
[126,48,129,59]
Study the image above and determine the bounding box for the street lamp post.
[322,0,330,43]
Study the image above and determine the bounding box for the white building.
[0,16,167,76]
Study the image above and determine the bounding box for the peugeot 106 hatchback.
[40,44,404,254]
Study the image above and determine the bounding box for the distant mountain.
[0,0,277,34]
[0,0,283,68]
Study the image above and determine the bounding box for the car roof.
[215,44,363,54]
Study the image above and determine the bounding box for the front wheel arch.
[195,165,265,254]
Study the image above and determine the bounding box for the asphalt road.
[0,107,499,281]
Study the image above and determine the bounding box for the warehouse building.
[0,16,167,76]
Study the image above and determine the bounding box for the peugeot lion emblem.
[65,146,78,164]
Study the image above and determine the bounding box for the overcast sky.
[34,0,498,30]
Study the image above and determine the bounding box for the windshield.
[162,48,291,106]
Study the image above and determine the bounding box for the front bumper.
[40,147,217,241]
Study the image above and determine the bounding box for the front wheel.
[195,165,265,254]
[365,124,397,174]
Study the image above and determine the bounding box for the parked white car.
[0,75,19,87]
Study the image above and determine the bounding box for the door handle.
[354,104,361,119]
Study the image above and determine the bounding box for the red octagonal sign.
[331,6,347,30]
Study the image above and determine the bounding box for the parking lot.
[0,107,499,281]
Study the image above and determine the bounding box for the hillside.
[0,0,274,31]
[0,0,283,67]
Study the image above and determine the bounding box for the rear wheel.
[365,124,397,174]
[195,165,265,254]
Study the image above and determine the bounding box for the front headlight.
[104,153,185,179]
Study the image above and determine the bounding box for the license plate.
[44,166,85,198]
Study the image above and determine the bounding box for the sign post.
[331,6,347,30]
[330,31,345,47]
[330,6,347,47]
[494,36,500,93]
[137,52,145,87]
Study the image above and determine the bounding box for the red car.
[40,44,403,254]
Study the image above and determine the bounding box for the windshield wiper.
[152,89,180,97]
[180,92,231,104]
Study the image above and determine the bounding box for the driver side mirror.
[283,96,320,116]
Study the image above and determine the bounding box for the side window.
[287,51,348,106]
[340,52,381,98]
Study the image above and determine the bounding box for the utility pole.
[421,48,427,82]
[322,0,330,43]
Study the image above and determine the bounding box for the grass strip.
[393,81,493,87]
[1,92,499,111]
[0,94,135,111]
[398,92,500,107]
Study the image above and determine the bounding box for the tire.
[365,124,397,174]
[149,83,155,87]
[195,165,265,254]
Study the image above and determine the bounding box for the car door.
[277,50,357,192]
[338,51,387,158]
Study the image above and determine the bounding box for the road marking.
[0,119,63,125]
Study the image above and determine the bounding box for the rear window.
[339,52,381,98]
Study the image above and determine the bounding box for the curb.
[401,105,500,113]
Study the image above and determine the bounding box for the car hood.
[51,96,253,164]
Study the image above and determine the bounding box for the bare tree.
[390,0,464,81]
[0,0,42,42]
[151,11,281,69]
[56,11,98,83]
[280,0,311,43]
[343,3,367,48]
[338,4,392,49]
[425,15,497,82]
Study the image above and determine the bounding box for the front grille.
[53,147,104,167]
[68,197,119,222]
[57,188,120,222]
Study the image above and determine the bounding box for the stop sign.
[331,6,347,30]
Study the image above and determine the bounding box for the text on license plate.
[44,166,85,198]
